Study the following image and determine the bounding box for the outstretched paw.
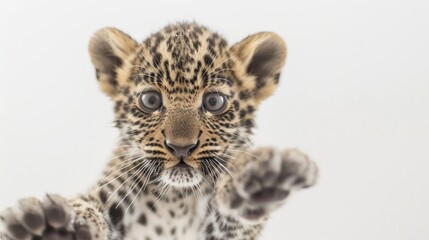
[230,148,318,222]
[0,194,93,240]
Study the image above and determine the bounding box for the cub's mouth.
[174,160,192,169]
[161,162,203,188]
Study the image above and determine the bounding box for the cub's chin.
[160,165,204,188]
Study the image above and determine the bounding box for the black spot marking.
[244,119,254,128]
[203,54,213,65]
[138,214,147,225]
[169,210,175,218]
[239,109,247,118]
[153,52,162,67]
[232,100,240,110]
[205,223,214,234]
[155,226,163,235]
[99,190,107,204]
[239,91,252,100]
[118,224,126,236]
[108,204,123,225]
[146,201,157,212]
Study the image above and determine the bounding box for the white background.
[0,0,428,239]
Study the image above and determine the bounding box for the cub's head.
[89,23,286,189]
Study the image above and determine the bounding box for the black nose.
[165,141,199,159]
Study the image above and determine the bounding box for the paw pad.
[0,194,93,240]
[229,148,318,222]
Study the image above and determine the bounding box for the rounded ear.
[88,27,138,97]
[231,32,287,103]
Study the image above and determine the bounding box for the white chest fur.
[123,188,210,240]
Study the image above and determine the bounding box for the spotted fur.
[0,22,318,240]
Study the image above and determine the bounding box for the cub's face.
[89,23,286,189]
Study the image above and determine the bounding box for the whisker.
[124,159,162,213]
[106,161,146,203]
[207,160,223,180]
[212,157,236,180]
[131,72,160,80]
[138,51,165,79]
[200,170,215,191]
[213,77,233,85]
[202,53,218,78]
[101,152,143,178]
[116,161,151,210]
[97,158,144,191]
[195,183,211,213]
[206,57,232,77]
[100,154,146,184]
[213,153,236,170]
[125,165,154,213]
[228,149,259,159]
[207,68,236,77]
[200,161,215,184]
[154,181,170,207]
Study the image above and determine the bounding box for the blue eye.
[203,93,227,114]
[139,91,162,112]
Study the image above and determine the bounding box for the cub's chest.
[123,192,204,240]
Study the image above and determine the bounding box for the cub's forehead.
[143,23,229,63]
[130,23,234,90]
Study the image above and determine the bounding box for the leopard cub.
[1,22,318,240]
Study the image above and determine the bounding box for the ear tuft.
[88,28,138,97]
[232,32,287,102]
